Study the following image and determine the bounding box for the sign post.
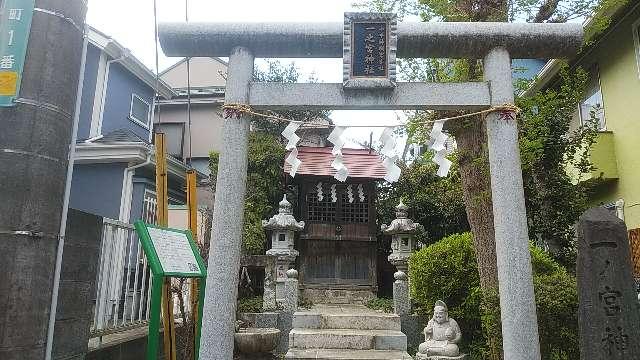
[0,0,36,106]
[134,221,207,360]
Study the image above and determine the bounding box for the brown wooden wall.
[629,228,640,277]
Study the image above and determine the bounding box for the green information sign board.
[0,0,35,107]
[134,221,207,360]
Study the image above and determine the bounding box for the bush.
[409,233,483,354]
[409,232,579,359]
[237,296,263,314]
[366,297,394,313]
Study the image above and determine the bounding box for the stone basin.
[234,327,280,354]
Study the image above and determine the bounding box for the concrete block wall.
[53,209,103,359]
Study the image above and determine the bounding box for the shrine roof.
[284,146,387,180]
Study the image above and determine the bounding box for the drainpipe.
[44,27,89,360]
[94,48,128,136]
[119,153,153,222]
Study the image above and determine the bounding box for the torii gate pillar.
[201,46,254,358]
[484,47,540,359]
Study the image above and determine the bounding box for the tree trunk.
[452,117,499,290]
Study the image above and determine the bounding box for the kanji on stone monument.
[577,207,640,359]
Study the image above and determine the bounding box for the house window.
[129,94,151,128]
[579,66,606,131]
[633,18,640,78]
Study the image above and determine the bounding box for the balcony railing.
[92,218,153,337]
[91,217,195,342]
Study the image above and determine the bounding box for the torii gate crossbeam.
[159,19,582,360]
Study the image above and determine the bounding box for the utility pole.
[0,0,87,359]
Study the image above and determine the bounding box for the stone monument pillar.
[262,195,305,306]
[577,207,640,359]
[381,201,423,273]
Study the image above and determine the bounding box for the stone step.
[285,349,413,360]
[293,312,401,331]
[288,329,407,351]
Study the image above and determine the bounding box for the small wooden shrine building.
[284,144,387,304]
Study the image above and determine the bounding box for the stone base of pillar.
[393,271,411,316]
[415,353,467,360]
[283,269,299,313]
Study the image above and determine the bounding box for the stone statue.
[416,300,466,360]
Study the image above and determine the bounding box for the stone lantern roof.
[262,195,305,231]
[380,201,424,235]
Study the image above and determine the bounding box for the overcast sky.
[86,0,407,149]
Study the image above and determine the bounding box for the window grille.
[306,184,369,223]
[306,189,336,222]
[341,188,369,223]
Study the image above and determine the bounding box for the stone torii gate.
[159,17,582,360]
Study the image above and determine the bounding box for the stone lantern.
[381,201,424,273]
[262,195,305,305]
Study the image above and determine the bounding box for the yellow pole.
[155,133,177,360]
[186,170,199,359]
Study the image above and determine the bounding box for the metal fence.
[91,217,194,338]
[91,218,153,337]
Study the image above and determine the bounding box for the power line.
[185,0,193,165]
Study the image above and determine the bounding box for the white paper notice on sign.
[147,227,201,275]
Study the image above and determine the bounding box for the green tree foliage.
[517,66,600,266]
[409,233,579,359]
[252,60,330,134]
[357,0,602,266]
[377,152,469,246]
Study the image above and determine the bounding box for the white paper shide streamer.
[347,185,354,203]
[428,120,452,177]
[378,127,401,183]
[282,122,302,177]
[316,182,324,201]
[330,184,338,203]
[328,126,349,182]
[357,184,365,202]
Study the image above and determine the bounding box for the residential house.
[67,27,201,340]
[525,2,640,272]
[154,57,227,175]
[70,27,191,224]
[153,57,228,209]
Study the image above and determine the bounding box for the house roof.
[523,1,640,96]
[159,57,228,77]
[92,128,148,143]
[87,26,176,99]
[76,129,207,181]
[284,146,387,180]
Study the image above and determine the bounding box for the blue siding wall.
[77,44,101,140]
[129,180,146,222]
[69,163,125,219]
[101,62,154,141]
